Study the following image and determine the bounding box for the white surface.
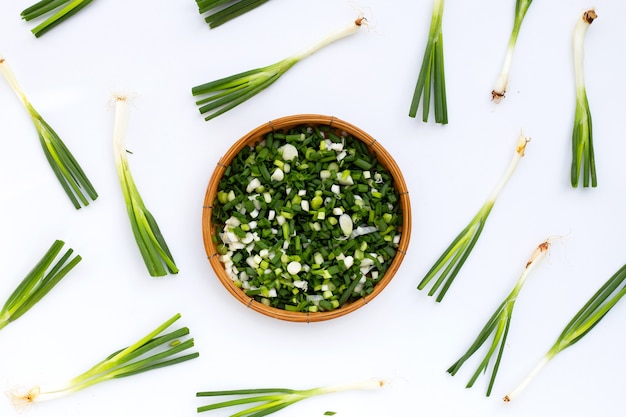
[1,1,625,416]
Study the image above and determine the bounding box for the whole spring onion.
[112,94,178,277]
[21,0,95,38]
[0,240,80,332]
[10,313,198,404]
[408,0,447,124]
[196,0,270,29]
[192,16,366,121]
[492,0,533,103]
[447,239,550,396]
[504,262,626,402]
[417,132,530,301]
[570,9,597,188]
[197,378,386,416]
[0,56,98,209]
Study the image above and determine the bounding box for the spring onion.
[447,240,550,396]
[504,262,626,402]
[570,9,597,188]
[408,0,447,124]
[192,16,366,121]
[197,378,385,415]
[21,0,95,38]
[196,0,269,29]
[112,94,178,277]
[491,0,533,103]
[0,56,98,209]
[0,240,80,332]
[418,132,530,301]
[10,313,198,404]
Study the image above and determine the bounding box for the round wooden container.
[202,114,411,322]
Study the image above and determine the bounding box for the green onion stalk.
[447,239,550,396]
[570,9,597,188]
[408,0,447,124]
[0,240,81,332]
[21,0,95,38]
[504,262,626,402]
[112,94,178,277]
[0,56,98,209]
[11,313,198,405]
[192,16,367,121]
[491,0,533,103]
[196,0,270,29]
[197,378,386,416]
[418,132,530,301]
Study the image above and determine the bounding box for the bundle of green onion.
[0,56,98,209]
[196,0,270,29]
[0,240,81,332]
[21,0,95,38]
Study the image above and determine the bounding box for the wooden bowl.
[202,114,411,322]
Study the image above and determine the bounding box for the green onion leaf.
[21,0,95,38]
[196,0,270,29]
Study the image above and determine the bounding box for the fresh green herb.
[447,240,550,396]
[0,240,81,332]
[408,0,447,124]
[0,56,98,209]
[571,9,597,188]
[196,0,270,29]
[112,94,178,277]
[197,379,385,416]
[212,124,402,312]
[418,132,530,301]
[492,0,533,102]
[21,0,95,38]
[11,313,198,404]
[324,412,337,416]
[192,17,366,121]
[504,262,626,402]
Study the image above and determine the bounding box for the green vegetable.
[11,313,198,404]
[571,9,597,188]
[192,16,366,121]
[197,379,385,416]
[408,0,447,124]
[492,0,533,102]
[504,261,626,402]
[0,56,98,209]
[418,132,530,301]
[447,240,550,396]
[0,240,81,332]
[196,0,270,29]
[21,0,95,38]
[112,94,178,277]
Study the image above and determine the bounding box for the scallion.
[21,0,95,38]
[417,132,530,301]
[196,0,270,29]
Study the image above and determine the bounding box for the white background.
[1,1,625,416]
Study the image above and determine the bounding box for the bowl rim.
[202,114,412,322]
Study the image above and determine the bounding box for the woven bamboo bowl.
[202,114,411,322]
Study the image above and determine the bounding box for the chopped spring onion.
[447,239,550,396]
[10,313,198,404]
[0,240,81,332]
[197,378,385,415]
[0,56,98,209]
[408,0,447,124]
[571,9,597,188]
[504,262,626,402]
[21,0,95,38]
[196,0,270,29]
[491,0,533,103]
[192,16,367,121]
[417,132,530,301]
[112,94,178,277]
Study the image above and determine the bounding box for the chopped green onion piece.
[0,56,98,209]
[196,0,270,29]
[21,0,95,38]
[112,95,178,277]
[571,9,597,188]
[0,240,81,332]
[418,132,530,301]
